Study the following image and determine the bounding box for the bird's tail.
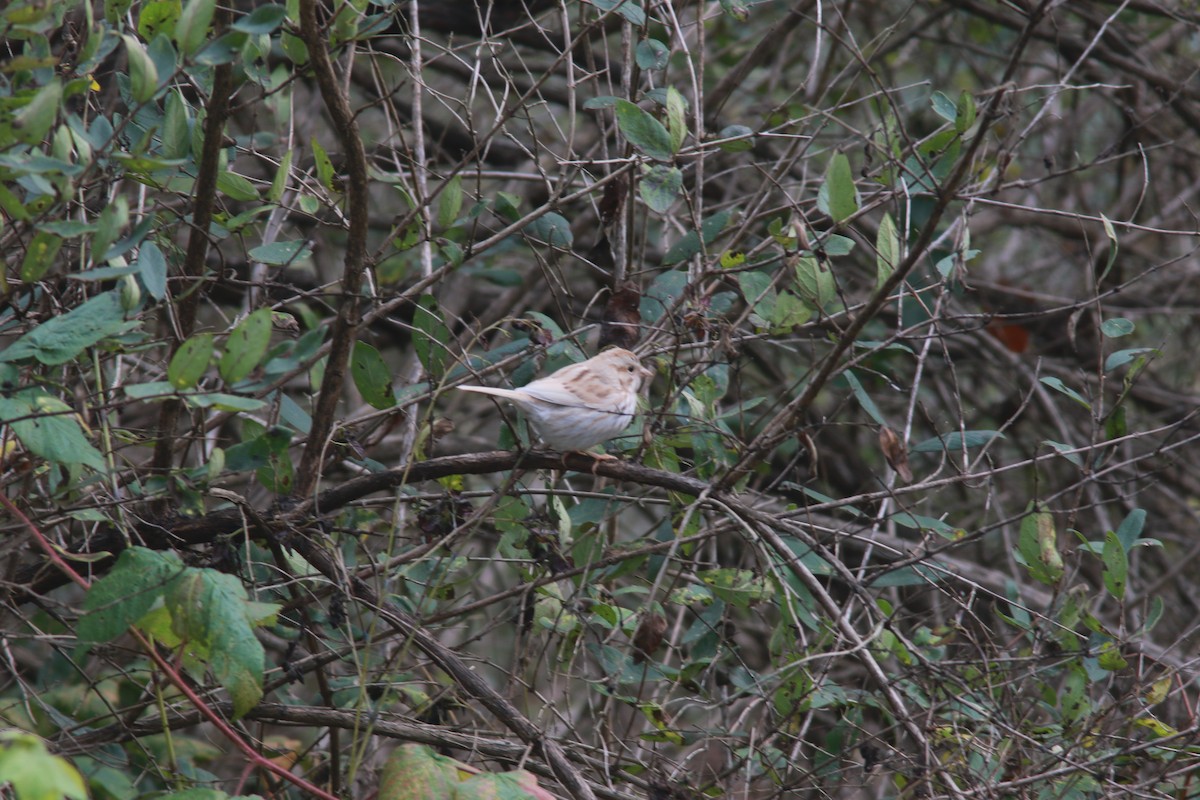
[455,385,525,401]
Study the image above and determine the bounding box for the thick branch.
[294,0,372,498]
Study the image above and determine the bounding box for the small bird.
[456,348,653,452]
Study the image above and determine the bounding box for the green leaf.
[137,240,169,300]
[793,255,836,310]
[1104,347,1156,372]
[1100,317,1134,338]
[583,95,620,110]
[138,0,180,40]
[615,99,674,162]
[0,291,132,366]
[525,212,573,248]
[20,231,63,282]
[351,341,395,410]
[311,136,335,191]
[216,171,259,202]
[1040,376,1091,409]
[268,148,294,203]
[1114,508,1145,551]
[168,333,214,390]
[90,196,130,265]
[666,87,687,154]
[1101,530,1127,600]
[249,240,311,265]
[640,164,681,212]
[875,212,900,288]
[910,430,1004,453]
[636,38,669,70]
[121,34,159,103]
[413,294,451,382]
[378,744,459,800]
[717,124,754,153]
[436,173,463,229]
[219,308,273,384]
[175,0,215,54]
[931,90,957,123]
[587,0,645,25]
[1016,504,1062,586]
[12,78,62,145]
[0,391,107,471]
[167,569,274,717]
[841,370,884,426]
[821,152,857,222]
[0,731,88,800]
[161,89,190,158]
[662,209,733,265]
[718,0,749,20]
[79,548,184,643]
[956,90,976,133]
[232,3,287,33]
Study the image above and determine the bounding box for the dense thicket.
[1,0,1198,798]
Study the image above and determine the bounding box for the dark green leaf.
[1040,376,1091,409]
[1102,530,1127,600]
[583,95,620,110]
[249,240,311,265]
[718,0,749,20]
[232,3,286,33]
[0,391,107,471]
[219,308,272,384]
[166,568,276,717]
[615,99,674,162]
[351,341,396,409]
[840,370,884,426]
[413,294,451,382]
[910,430,1004,453]
[525,212,573,248]
[717,124,754,152]
[0,291,132,365]
[636,39,669,70]
[639,164,681,212]
[79,548,184,643]
[1114,508,1145,552]
[662,209,733,265]
[588,0,645,25]
[168,332,214,390]
[137,240,168,300]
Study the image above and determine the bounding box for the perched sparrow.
[456,348,652,452]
